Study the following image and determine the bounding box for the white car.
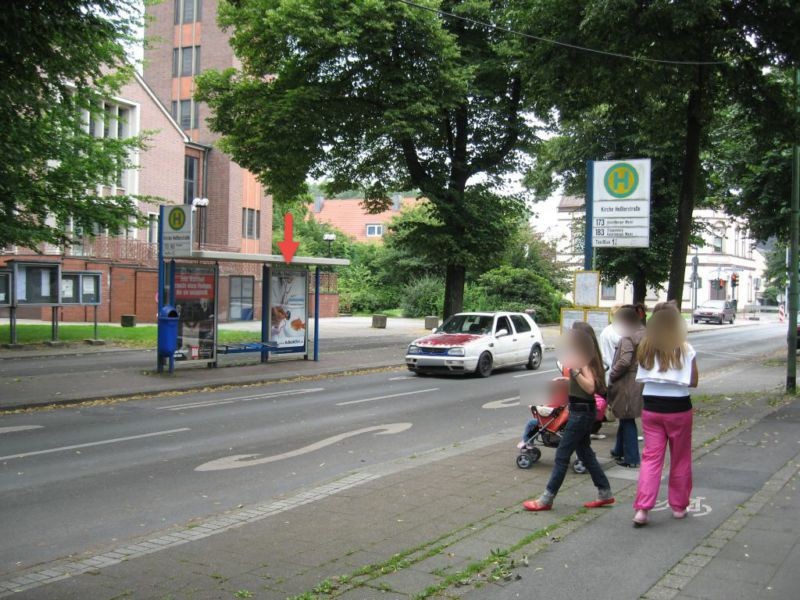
[405,312,544,377]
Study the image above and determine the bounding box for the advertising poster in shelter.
[173,265,217,361]
[270,270,308,352]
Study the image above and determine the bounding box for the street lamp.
[323,232,336,257]
[192,197,209,246]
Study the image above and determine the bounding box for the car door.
[510,314,536,363]
[491,315,516,366]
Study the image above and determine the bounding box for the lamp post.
[323,232,336,257]
[192,197,209,247]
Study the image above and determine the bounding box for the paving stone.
[369,567,442,595]
[681,576,765,600]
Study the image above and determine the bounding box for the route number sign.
[592,159,651,248]
[162,205,192,258]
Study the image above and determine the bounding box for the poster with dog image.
[270,270,307,351]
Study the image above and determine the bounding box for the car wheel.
[526,345,542,370]
[718,317,724,325]
[693,319,698,324]
[475,351,493,378]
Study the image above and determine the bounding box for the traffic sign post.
[162,205,192,258]
[591,159,651,248]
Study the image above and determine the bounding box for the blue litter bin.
[158,305,179,356]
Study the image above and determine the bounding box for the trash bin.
[158,305,179,355]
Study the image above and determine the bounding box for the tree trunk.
[667,68,705,310]
[632,271,647,304]
[443,264,466,319]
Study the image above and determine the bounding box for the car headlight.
[407,345,421,355]
[447,347,465,356]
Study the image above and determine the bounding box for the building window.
[176,0,202,24]
[175,99,199,130]
[712,235,723,253]
[184,156,199,204]
[230,276,254,321]
[601,283,616,301]
[242,208,260,239]
[366,224,383,237]
[179,99,191,129]
[147,213,158,244]
[177,46,200,76]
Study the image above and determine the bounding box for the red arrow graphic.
[277,213,300,264]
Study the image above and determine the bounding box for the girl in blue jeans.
[523,328,614,511]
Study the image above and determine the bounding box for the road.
[0,322,785,578]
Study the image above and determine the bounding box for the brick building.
[310,195,421,242]
[0,1,345,325]
[143,0,272,253]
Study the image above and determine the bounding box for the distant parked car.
[405,312,544,377]
[693,300,735,324]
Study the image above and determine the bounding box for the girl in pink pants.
[632,304,699,527]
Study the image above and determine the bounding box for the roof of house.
[310,197,421,242]
[558,195,585,212]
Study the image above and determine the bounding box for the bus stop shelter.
[157,249,350,374]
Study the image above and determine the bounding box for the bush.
[401,276,444,317]
[473,266,565,323]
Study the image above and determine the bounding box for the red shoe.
[584,498,615,508]
[523,499,552,512]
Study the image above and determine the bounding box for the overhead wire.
[395,0,726,67]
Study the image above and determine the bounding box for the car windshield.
[699,301,725,309]
[440,314,493,335]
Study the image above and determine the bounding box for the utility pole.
[787,67,800,393]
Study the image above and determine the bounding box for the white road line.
[388,376,415,381]
[336,388,439,407]
[513,368,557,379]
[695,349,752,358]
[0,425,43,435]
[0,428,190,461]
[158,388,324,411]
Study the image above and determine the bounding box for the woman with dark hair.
[632,305,699,527]
[523,328,614,512]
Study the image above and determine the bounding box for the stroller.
[515,366,607,471]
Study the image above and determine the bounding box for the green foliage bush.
[401,277,445,318]
[470,266,564,323]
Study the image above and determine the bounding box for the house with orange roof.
[309,194,420,242]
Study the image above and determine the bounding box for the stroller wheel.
[516,447,541,469]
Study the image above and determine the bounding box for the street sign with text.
[162,205,192,258]
[592,159,651,248]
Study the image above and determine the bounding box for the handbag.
[593,394,608,422]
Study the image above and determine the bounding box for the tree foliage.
[520,0,800,306]
[196,0,540,317]
[0,0,147,250]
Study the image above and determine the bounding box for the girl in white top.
[631,303,699,527]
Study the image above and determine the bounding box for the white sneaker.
[590,433,607,440]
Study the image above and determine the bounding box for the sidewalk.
[2,387,795,599]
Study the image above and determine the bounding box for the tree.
[520,0,800,308]
[196,0,538,317]
[0,1,146,250]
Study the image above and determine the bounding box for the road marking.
[388,376,415,381]
[0,425,43,435]
[157,388,324,411]
[482,396,521,410]
[195,423,413,471]
[652,496,712,517]
[0,428,190,461]
[336,388,439,407]
[513,368,557,379]
[695,349,752,359]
